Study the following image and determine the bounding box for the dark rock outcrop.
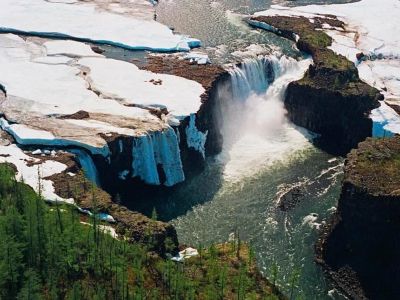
[285,80,379,154]
[316,137,400,299]
[386,99,400,115]
[59,110,90,120]
[250,15,381,155]
[0,83,6,96]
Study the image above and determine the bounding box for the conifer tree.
[17,269,41,300]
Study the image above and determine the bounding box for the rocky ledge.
[250,15,381,155]
[316,136,400,299]
[47,154,179,255]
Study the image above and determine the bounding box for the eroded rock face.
[285,80,378,154]
[179,71,230,177]
[316,137,400,299]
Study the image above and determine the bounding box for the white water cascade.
[219,55,314,180]
[229,57,275,101]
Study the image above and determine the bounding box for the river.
[144,0,352,298]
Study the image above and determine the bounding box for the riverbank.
[249,4,400,298]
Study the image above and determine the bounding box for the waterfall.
[228,56,276,101]
[228,55,307,102]
[70,149,101,186]
[219,55,313,180]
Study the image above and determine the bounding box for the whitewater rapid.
[217,55,315,180]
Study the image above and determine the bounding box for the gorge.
[0,0,399,299]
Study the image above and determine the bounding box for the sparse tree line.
[0,163,286,299]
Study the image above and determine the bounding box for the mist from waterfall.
[218,55,314,180]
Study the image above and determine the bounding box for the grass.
[301,31,331,49]
[251,15,374,94]
[346,137,400,195]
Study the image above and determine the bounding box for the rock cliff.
[250,15,381,154]
[316,137,400,299]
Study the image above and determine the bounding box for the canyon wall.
[316,137,400,299]
[285,79,378,154]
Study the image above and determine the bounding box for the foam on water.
[218,55,314,181]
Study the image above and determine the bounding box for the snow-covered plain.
[0,143,72,204]
[254,0,400,136]
[44,40,103,58]
[0,34,205,186]
[0,0,200,52]
[0,138,115,222]
[80,57,204,118]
